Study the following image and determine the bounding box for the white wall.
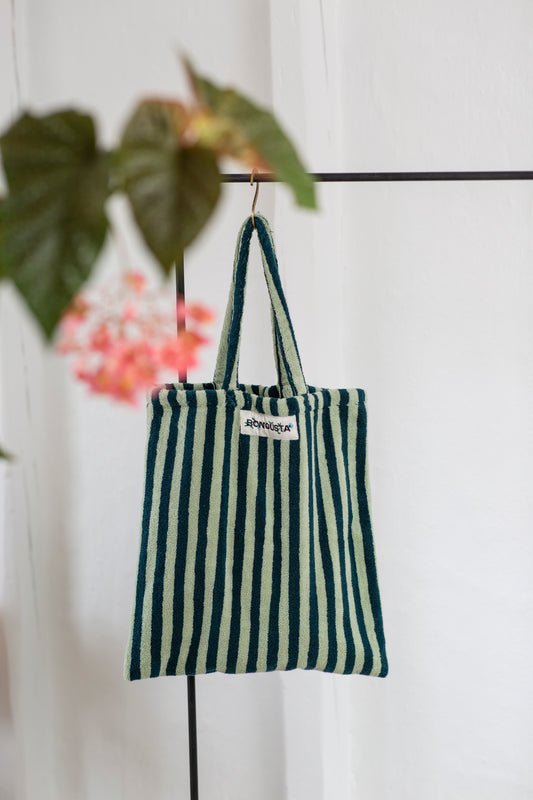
[1,1,532,799]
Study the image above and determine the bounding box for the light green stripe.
[256,437,275,671]
[296,411,311,668]
[195,396,226,672]
[347,394,366,673]
[176,408,207,673]
[348,402,381,675]
[329,393,365,673]
[277,438,291,670]
[266,287,299,394]
[363,429,383,677]
[331,392,364,672]
[213,220,247,386]
[159,404,189,671]
[315,402,345,673]
[257,224,305,395]
[310,404,329,671]
[140,395,172,677]
[235,435,259,672]
[216,416,241,670]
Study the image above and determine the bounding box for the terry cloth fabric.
[124,214,388,679]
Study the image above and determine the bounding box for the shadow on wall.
[0,615,15,800]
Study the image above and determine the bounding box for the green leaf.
[0,198,8,280]
[0,110,109,339]
[118,100,221,272]
[185,58,317,210]
[0,444,13,461]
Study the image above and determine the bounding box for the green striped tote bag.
[124,214,388,679]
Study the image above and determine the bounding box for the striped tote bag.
[124,214,388,679]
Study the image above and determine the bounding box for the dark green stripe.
[185,400,219,675]
[206,391,237,672]
[246,396,267,672]
[304,395,319,670]
[130,396,163,680]
[225,394,252,673]
[313,399,338,672]
[272,314,296,395]
[356,390,388,676]
[255,218,306,386]
[321,392,356,673]
[267,400,282,670]
[273,326,283,394]
[150,395,180,676]
[165,399,197,675]
[338,389,369,674]
[222,222,253,388]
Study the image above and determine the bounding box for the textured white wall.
[268,3,533,798]
[1,1,533,799]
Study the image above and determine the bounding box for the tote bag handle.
[213,215,307,397]
[214,215,292,392]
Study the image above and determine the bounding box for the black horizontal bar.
[222,171,533,183]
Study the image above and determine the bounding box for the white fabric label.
[239,410,299,440]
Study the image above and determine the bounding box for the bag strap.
[213,214,307,396]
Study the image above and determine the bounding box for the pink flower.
[57,295,91,349]
[187,303,215,325]
[176,295,187,324]
[76,341,157,405]
[56,271,214,405]
[89,322,113,353]
[122,301,138,322]
[68,295,91,319]
[176,297,214,326]
[158,331,205,372]
[123,270,146,293]
[113,340,158,388]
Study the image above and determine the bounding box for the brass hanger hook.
[250,168,259,228]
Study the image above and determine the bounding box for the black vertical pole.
[187,676,199,800]
[176,255,200,800]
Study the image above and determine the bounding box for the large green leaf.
[118,100,221,272]
[0,110,109,339]
[185,59,317,210]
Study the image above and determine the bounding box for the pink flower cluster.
[56,271,214,405]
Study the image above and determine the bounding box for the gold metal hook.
[250,168,259,228]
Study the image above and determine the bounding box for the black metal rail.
[178,166,533,800]
[222,170,533,182]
